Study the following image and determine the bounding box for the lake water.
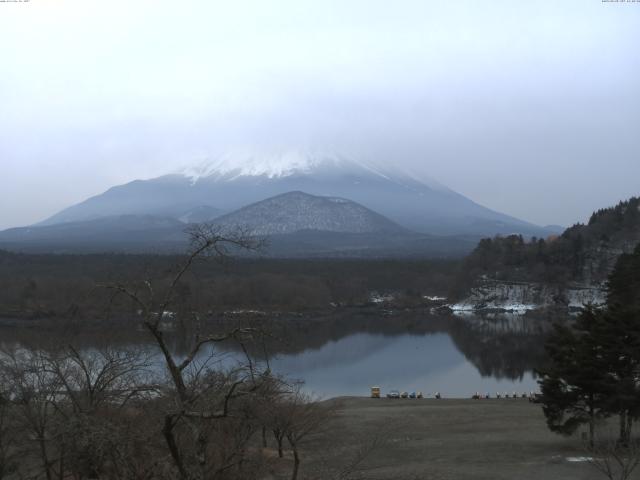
[267,331,538,398]
[0,311,553,399]
[173,311,551,398]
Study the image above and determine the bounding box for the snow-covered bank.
[449,279,605,313]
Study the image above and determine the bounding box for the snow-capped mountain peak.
[177,148,392,184]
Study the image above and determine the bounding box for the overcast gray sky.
[1,0,639,230]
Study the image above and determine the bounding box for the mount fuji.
[38,148,550,237]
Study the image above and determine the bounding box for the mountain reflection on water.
[239,311,552,397]
[0,310,558,398]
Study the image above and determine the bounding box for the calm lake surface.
[176,310,550,398]
[0,311,554,399]
[267,331,538,398]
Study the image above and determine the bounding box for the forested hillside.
[454,197,640,296]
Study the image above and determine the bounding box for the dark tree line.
[538,243,640,446]
[0,249,457,321]
[453,197,640,297]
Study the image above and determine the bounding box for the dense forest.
[454,197,640,294]
[0,250,458,322]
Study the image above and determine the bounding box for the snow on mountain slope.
[180,148,396,183]
[213,191,405,235]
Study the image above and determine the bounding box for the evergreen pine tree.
[538,244,640,445]
[538,307,610,445]
[598,244,640,445]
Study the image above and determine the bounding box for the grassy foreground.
[272,397,606,480]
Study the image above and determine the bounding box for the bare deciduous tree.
[0,347,64,480]
[102,225,274,479]
[586,440,640,480]
[0,384,18,479]
[0,225,343,480]
[0,343,160,480]
[264,386,332,480]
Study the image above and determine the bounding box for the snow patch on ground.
[450,302,536,315]
[450,303,475,312]
[224,309,268,316]
[369,292,396,304]
[423,295,447,301]
[566,286,606,308]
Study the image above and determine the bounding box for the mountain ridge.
[0,190,478,257]
[37,148,553,237]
